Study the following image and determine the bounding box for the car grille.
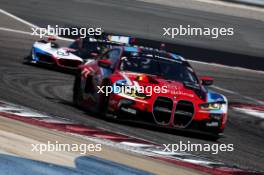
[153,97,173,125]
[58,59,82,68]
[173,100,194,128]
[36,53,54,64]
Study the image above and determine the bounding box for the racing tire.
[208,133,222,141]
[73,72,84,107]
[97,81,111,117]
[24,48,35,64]
[207,129,223,141]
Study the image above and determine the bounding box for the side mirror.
[98,59,112,69]
[200,76,214,86]
[47,35,56,41]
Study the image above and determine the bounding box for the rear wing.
[107,35,185,61]
[107,35,135,45]
[86,34,135,46]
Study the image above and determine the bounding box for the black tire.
[208,134,222,141]
[24,48,34,64]
[73,72,84,106]
[50,42,59,48]
[97,81,111,116]
[207,129,223,141]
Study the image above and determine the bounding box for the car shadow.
[51,97,222,143]
[23,56,77,75]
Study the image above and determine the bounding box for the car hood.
[33,42,83,62]
[55,48,83,61]
[117,71,207,101]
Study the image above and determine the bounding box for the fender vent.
[58,59,82,68]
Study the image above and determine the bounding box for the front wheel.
[207,133,222,141]
[24,48,35,64]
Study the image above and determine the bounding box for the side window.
[69,40,79,49]
[109,49,121,64]
[100,49,121,68]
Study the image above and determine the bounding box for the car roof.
[121,46,185,62]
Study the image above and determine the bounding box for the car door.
[89,48,122,101]
[95,48,122,83]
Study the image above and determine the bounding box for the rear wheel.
[73,72,84,106]
[97,82,111,117]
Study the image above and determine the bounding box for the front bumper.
[108,94,226,134]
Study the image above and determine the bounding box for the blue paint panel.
[33,47,50,62]
[0,154,86,175]
[207,90,225,103]
[170,53,181,60]
[75,156,154,175]
[124,46,139,52]
[0,154,155,175]
[113,80,127,93]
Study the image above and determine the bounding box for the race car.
[73,46,228,138]
[25,35,133,70]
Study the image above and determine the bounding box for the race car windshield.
[70,41,109,59]
[119,55,199,84]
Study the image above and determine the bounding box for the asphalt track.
[0,0,264,173]
[1,0,264,70]
[0,116,201,175]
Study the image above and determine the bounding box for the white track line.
[195,0,264,12]
[138,0,264,13]
[188,60,264,74]
[1,8,264,106]
[0,27,32,35]
[0,9,38,29]
[1,8,264,73]
[1,26,263,106]
[1,26,263,74]
[212,85,264,105]
[0,27,74,42]
[0,8,74,42]
[0,100,219,166]
[232,107,264,119]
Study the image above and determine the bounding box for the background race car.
[25,35,134,70]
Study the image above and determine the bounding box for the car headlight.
[123,88,148,99]
[199,102,225,110]
[113,83,149,99]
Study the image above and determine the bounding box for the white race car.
[26,35,133,70]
